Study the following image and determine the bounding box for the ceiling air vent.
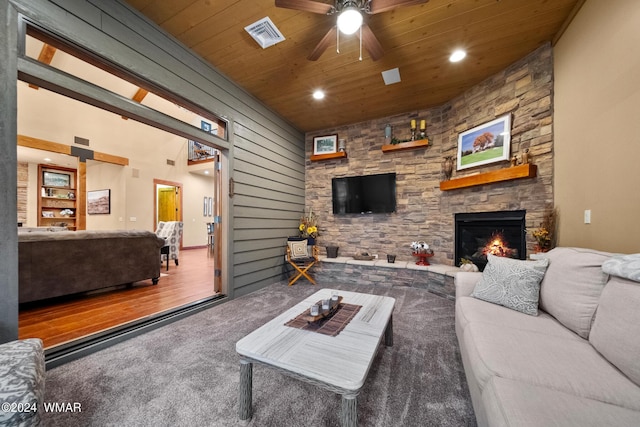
[245,17,285,49]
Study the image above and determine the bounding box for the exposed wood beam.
[17,134,129,166]
[29,44,57,89]
[122,88,149,120]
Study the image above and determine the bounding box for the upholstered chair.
[156,221,184,266]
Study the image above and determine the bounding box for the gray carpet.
[44,281,476,426]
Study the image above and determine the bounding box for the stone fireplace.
[455,210,526,271]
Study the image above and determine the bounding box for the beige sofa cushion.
[482,377,640,427]
[462,321,640,411]
[590,275,640,387]
[456,296,582,341]
[538,247,612,338]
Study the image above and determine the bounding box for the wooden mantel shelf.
[440,163,537,191]
[310,151,348,162]
[381,139,429,153]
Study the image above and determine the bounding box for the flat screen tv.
[332,173,396,214]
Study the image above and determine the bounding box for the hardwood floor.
[19,247,218,349]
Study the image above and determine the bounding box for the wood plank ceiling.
[123,0,582,132]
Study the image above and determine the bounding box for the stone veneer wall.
[17,162,28,224]
[305,44,554,265]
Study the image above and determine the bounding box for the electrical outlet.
[130,216,137,222]
[584,210,591,224]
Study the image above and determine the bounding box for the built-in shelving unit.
[439,163,537,191]
[310,151,348,162]
[381,139,429,153]
[37,164,78,230]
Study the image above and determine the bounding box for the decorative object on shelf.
[298,208,318,241]
[442,156,454,180]
[313,134,338,155]
[460,258,479,272]
[510,155,518,167]
[410,241,434,265]
[419,119,426,139]
[387,254,396,263]
[410,119,417,141]
[59,209,74,217]
[42,211,54,218]
[87,189,111,215]
[384,124,392,141]
[338,138,346,152]
[353,252,375,261]
[67,191,75,200]
[457,114,512,171]
[326,245,339,258]
[521,148,530,164]
[530,208,557,253]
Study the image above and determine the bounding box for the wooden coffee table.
[236,288,395,427]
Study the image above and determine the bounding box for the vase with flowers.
[298,208,318,245]
[530,208,557,253]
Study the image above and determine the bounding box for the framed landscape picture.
[313,134,338,155]
[43,171,70,188]
[457,115,511,170]
[87,189,111,215]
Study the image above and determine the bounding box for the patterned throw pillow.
[471,254,550,316]
[288,239,309,260]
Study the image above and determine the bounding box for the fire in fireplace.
[455,210,526,271]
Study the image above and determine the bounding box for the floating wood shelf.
[310,151,348,162]
[381,139,429,153]
[440,163,537,191]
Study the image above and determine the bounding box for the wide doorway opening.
[17,26,228,354]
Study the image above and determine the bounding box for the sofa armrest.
[455,272,483,298]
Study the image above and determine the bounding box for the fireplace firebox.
[455,210,526,271]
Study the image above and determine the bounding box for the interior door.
[158,187,177,221]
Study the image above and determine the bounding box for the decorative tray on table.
[302,296,343,323]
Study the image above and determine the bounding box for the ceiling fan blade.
[360,24,384,61]
[369,0,429,14]
[275,0,334,14]
[307,26,337,61]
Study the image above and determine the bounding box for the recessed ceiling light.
[44,158,52,162]
[204,170,209,175]
[312,90,325,100]
[449,49,467,63]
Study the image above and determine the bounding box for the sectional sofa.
[18,229,165,303]
[455,247,640,426]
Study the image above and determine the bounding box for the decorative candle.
[410,119,416,129]
[310,304,319,316]
[331,291,339,301]
[384,124,392,139]
[322,299,330,310]
[420,120,426,130]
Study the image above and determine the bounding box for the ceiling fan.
[275,0,429,61]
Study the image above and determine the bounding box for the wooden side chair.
[286,237,319,286]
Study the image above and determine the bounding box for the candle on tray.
[420,120,426,130]
[410,119,416,129]
[331,291,339,301]
[322,299,330,310]
[310,304,319,316]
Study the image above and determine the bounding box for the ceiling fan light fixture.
[337,7,363,35]
[312,90,325,100]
